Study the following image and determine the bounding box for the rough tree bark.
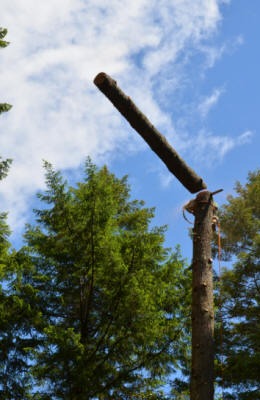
[94,72,206,194]
[190,190,214,400]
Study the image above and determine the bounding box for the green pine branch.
[0,27,9,47]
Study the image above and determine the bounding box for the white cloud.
[237,130,253,145]
[0,0,234,237]
[199,34,244,69]
[190,130,254,164]
[198,87,225,118]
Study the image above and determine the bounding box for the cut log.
[94,72,207,194]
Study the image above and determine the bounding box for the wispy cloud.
[236,130,253,146]
[190,130,254,165]
[198,87,225,118]
[199,34,244,69]
[0,0,236,236]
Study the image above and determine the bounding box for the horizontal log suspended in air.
[93,72,207,194]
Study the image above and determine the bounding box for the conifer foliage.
[0,27,12,116]
[19,159,189,399]
[216,170,260,399]
[0,27,12,179]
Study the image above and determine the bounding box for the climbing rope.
[216,219,224,400]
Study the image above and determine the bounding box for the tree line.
[1,28,259,399]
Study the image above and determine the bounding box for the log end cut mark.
[93,72,207,194]
[94,72,114,86]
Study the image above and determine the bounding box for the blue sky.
[0,0,259,259]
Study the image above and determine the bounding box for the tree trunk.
[190,190,214,400]
[93,72,207,194]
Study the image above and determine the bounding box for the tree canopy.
[216,170,260,399]
[0,159,190,399]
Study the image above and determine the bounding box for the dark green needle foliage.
[21,158,189,399]
[0,163,35,397]
[0,27,9,48]
[0,27,12,180]
[215,170,260,399]
[0,157,12,180]
[0,247,41,399]
[0,27,12,115]
[0,32,24,396]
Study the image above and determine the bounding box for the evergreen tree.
[0,245,39,399]
[0,31,34,396]
[22,159,190,399]
[0,158,34,398]
[0,158,12,181]
[0,212,13,399]
[0,27,12,178]
[216,170,260,399]
[0,150,34,398]
[0,27,12,115]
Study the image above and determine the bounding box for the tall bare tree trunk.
[190,190,214,400]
